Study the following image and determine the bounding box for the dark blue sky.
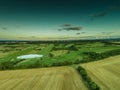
[0,0,120,40]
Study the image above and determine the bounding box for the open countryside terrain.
[0,41,120,70]
[81,55,120,90]
[0,66,88,90]
[0,40,120,90]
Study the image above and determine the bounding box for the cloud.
[76,33,81,35]
[81,32,86,34]
[58,24,83,31]
[101,32,114,35]
[58,29,62,31]
[61,24,72,27]
[108,6,120,12]
[76,32,86,35]
[63,26,83,31]
[89,6,120,18]
[18,36,37,39]
[2,27,7,30]
[89,11,108,18]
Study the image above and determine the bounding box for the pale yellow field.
[0,66,88,90]
[0,51,16,58]
[112,42,120,44]
[81,55,120,90]
[51,50,69,57]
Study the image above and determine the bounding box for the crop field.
[0,66,88,90]
[81,55,120,90]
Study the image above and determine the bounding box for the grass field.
[81,55,120,90]
[0,66,88,90]
[0,41,120,70]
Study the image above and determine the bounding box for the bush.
[0,60,14,70]
[49,53,54,57]
[52,61,73,66]
[74,59,82,64]
[83,49,120,63]
[89,82,100,90]
[77,66,101,90]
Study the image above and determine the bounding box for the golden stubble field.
[81,55,120,90]
[0,66,88,90]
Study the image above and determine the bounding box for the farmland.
[0,40,120,70]
[81,55,120,90]
[0,40,120,90]
[0,66,88,90]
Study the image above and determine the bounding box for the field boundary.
[76,66,101,90]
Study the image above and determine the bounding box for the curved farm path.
[81,55,120,90]
[0,66,88,90]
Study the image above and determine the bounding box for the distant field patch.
[51,50,69,57]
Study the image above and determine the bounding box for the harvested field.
[0,66,88,90]
[81,55,120,90]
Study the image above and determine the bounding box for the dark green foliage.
[89,81,100,90]
[14,59,42,69]
[73,59,82,64]
[83,49,120,63]
[67,45,78,51]
[49,53,54,57]
[77,66,101,90]
[52,61,73,66]
[0,60,14,70]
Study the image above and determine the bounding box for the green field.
[0,41,120,70]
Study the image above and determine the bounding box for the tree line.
[76,66,101,90]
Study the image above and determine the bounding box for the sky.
[0,0,120,40]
